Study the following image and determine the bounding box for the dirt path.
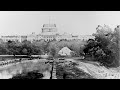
[65,59,120,79]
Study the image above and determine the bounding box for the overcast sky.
[0,11,120,36]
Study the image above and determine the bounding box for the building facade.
[40,24,58,42]
[77,35,95,41]
[20,35,27,42]
[0,24,95,42]
[1,35,21,42]
[27,32,37,42]
[1,35,27,42]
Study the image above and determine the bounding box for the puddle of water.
[0,70,13,79]
[42,71,51,79]
[0,60,51,79]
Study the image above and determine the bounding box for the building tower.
[40,17,58,41]
[42,24,57,34]
[41,17,57,35]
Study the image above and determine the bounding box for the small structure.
[40,53,49,59]
[58,47,73,56]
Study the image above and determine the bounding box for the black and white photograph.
[0,11,119,79]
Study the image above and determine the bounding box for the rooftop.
[43,24,56,27]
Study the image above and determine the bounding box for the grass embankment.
[75,59,120,79]
[56,61,95,79]
[57,58,120,79]
[0,59,52,79]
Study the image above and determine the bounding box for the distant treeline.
[0,39,86,57]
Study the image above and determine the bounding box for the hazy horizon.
[0,11,120,36]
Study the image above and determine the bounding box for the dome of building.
[42,24,57,34]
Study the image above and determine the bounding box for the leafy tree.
[95,24,113,36]
[31,42,42,55]
[83,25,119,67]
[35,40,48,54]
[21,40,32,55]
[6,41,17,55]
[22,48,28,55]
[0,44,8,55]
[50,48,56,57]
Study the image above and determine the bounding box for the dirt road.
[65,59,120,79]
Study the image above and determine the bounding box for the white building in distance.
[1,35,21,42]
[77,35,95,41]
[0,23,95,42]
[1,35,27,42]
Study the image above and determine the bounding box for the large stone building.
[1,35,27,42]
[20,35,27,42]
[27,32,37,42]
[77,35,95,41]
[1,35,21,42]
[0,23,95,42]
[40,24,58,41]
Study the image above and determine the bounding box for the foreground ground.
[0,58,120,79]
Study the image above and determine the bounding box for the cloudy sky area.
[0,11,120,35]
